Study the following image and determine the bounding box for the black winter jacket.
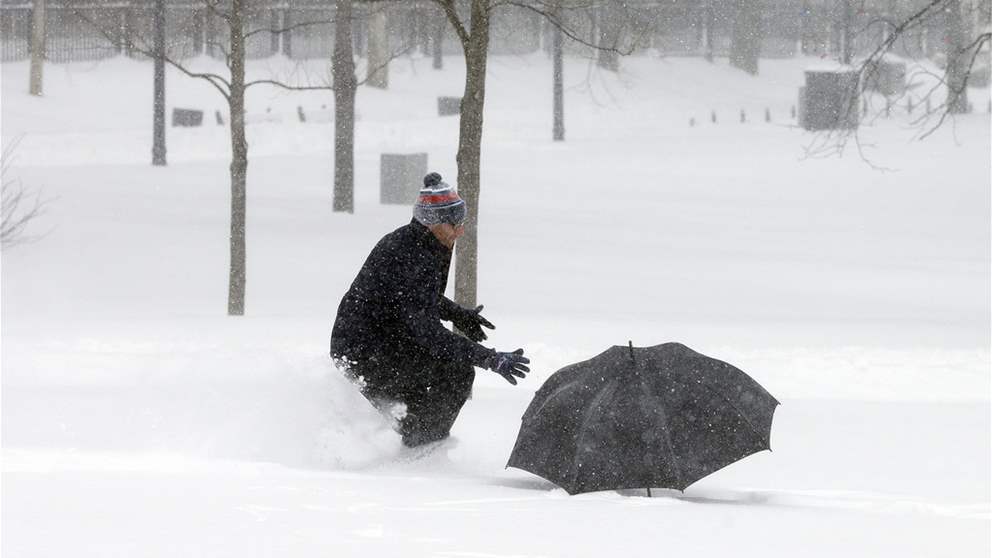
[330,219,493,370]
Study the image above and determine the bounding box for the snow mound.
[3,341,405,470]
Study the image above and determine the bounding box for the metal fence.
[0,0,972,64]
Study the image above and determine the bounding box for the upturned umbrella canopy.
[507,342,778,495]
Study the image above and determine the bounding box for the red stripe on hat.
[420,193,461,204]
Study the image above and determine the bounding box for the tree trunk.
[29,0,45,96]
[366,6,389,88]
[729,0,761,75]
[192,8,204,54]
[702,2,714,62]
[945,0,970,114]
[800,0,812,55]
[416,3,430,56]
[596,3,620,72]
[152,0,167,166]
[432,7,445,70]
[124,7,136,57]
[228,0,248,316]
[333,0,357,213]
[552,8,564,142]
[282,9,293,57]
[839,0,853,65]
[453,1,490,309]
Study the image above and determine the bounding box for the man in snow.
[331,172,530,448]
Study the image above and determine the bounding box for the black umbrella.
[507,342,778,495]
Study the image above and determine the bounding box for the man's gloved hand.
[484,349,530,385]
[452,304,495,343]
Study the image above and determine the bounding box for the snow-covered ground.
[2,51,990,557]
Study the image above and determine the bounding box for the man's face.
[429,222,466,249]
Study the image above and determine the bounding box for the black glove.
[484,348,530,385]
[451,304,495,343]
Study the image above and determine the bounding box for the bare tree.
[430,0,490,309]
[74,1,416,308]
[433,5,447,70]
[701,1,715,62]
[596,1,621,71]
[729,0,762,75]
[332,1,418,213]
[432,0,637,308]
[366,3,390,88]
[552,2,564,141]
[807,0,990,160]
[72,0,337,315]
[152,0,167,166]
[29,0,45,96]
[838,0,854,65]
[944,0,974,114]
[2,142,49,248]
[334,0,358,213]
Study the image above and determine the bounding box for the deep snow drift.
[2,52,989,557]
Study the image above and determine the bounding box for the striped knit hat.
[413,172,467,226]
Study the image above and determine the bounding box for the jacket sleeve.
[400,304,493,367]
[393,275,492,367]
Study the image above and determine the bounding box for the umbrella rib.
[568,380,620,489]
[652,397,686,490]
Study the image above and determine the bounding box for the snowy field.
[2,51,990,557]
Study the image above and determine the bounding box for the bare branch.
[356,43,415,87]
[805,0,989,164]
[918,32,991,140]
[169,60,233,100]
[852,0,952,105]
[2,139,52,248]
[432,0,470,47]
[67,4,233,98]
[204,0,233,26]
[244,79,332,91]
[243,17,336,41]
[501,0,640,56]
[206,38,232,69]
